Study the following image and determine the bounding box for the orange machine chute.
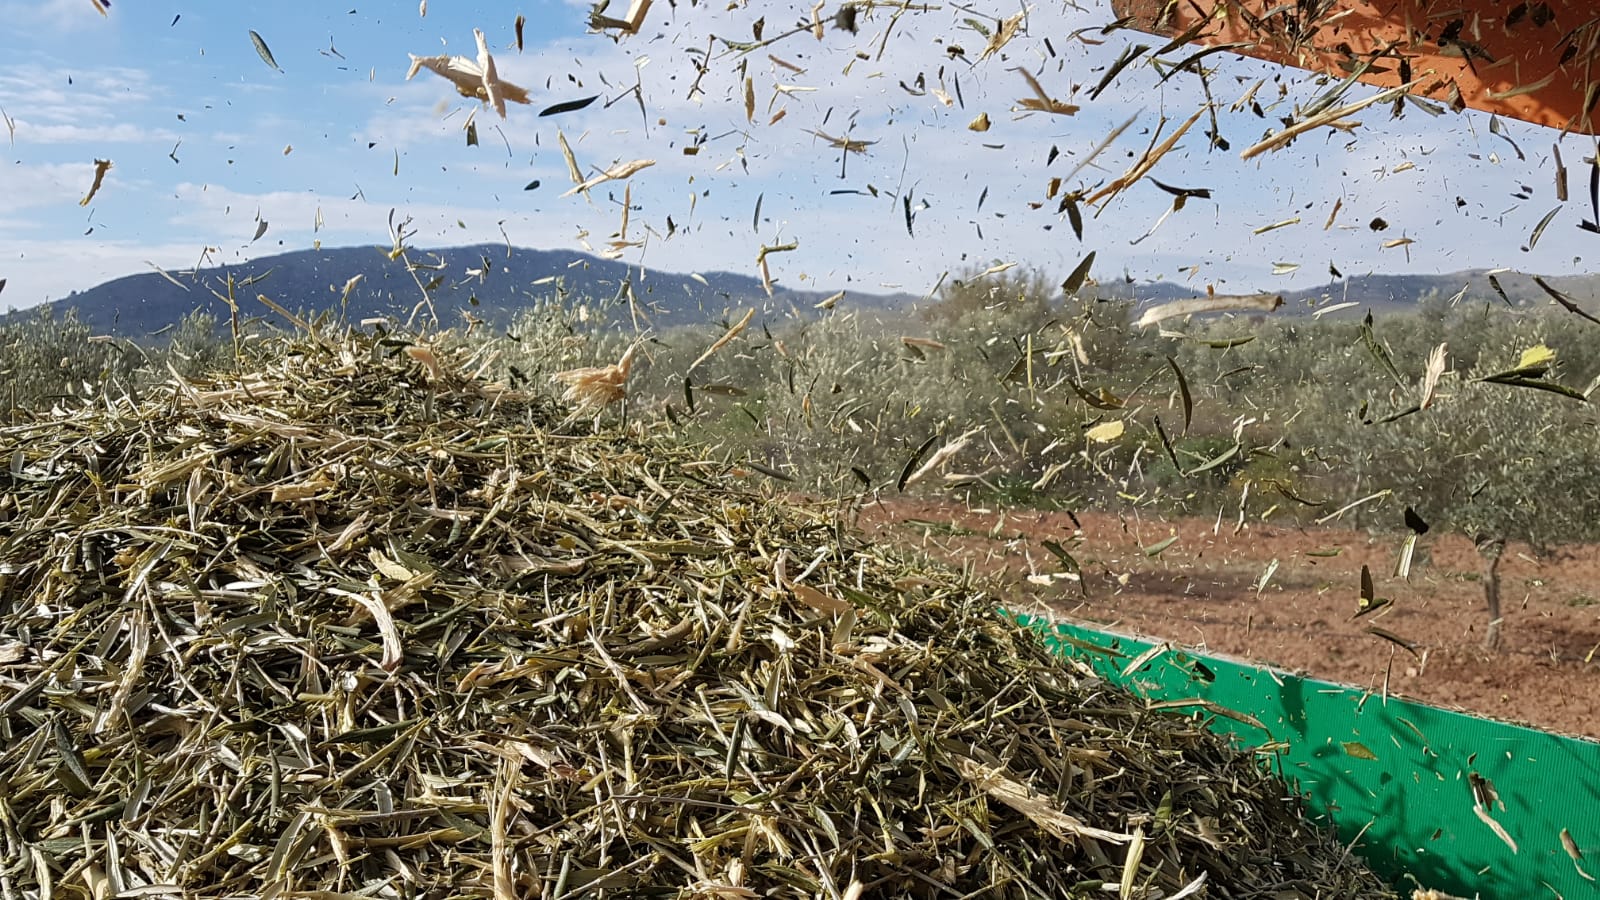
[1111,0,1600,135]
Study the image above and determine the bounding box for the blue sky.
[2,0,1598,313]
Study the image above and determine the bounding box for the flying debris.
[78,159,112,206]
[590,0,653,34]
[1087,109,1204,206]
[1012,67,1078,115]
[552,342,642,414]
[978,10,1026,62]
[1136,293,1283,328]
[248,30,282,72]
[561,158,656,197]
[540,96,600,117]
[808,130,876,154]
[407,29,530,118]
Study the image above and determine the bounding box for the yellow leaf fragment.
[78,158,112,206]
[791,583,851,614]
[1517,344,1556,369]
[1085,421,1125,443]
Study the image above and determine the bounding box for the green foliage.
[923,265,1056,333]
[1,307,240,416]
[1,307,142,412]
[1306,351,1598,550]
[8,264,1598,554]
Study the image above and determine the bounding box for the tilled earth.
[859,498,1600,741]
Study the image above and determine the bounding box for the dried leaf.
[562,158,656,197]
[791,583,851,614]
[1085,420,1124,443]
[904,428,979,487]
[1012,66,1078,115]
[1418,343,1447,409]
[1087,107,1205,207]
[978,11,1026,62]
[955,757,1133,846]
[407,30,532,118]
[1473,804,1520,854]
[897,434,940,492]
[689,309,755,374]
[1135,294,1282,328]
[1527,206,1561,250]
[78,158,112,207]
[1341,741,1378,761]
[1167,356,1192,433]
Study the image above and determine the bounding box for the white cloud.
[0,160,97,211]
[10,118,177,144]
[0,0,106,32]
[0,63,158,122]
[0,236,221,311]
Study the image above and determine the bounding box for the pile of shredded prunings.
[0,329,1395,898]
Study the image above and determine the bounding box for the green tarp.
[1015,615,1600,899]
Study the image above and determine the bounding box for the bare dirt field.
[857,499,1600,741]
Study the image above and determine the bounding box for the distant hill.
[3,244,916,339]
[1279,269,1600,316]
[11,245,1599,339]
[1107,268,1600,320]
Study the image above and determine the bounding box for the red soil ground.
[857,499,1600,742]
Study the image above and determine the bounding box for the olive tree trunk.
[1476,536,1507,651]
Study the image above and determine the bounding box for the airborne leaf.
[539,96,600,117]
[1061,251,1095,296]
[1167,356,1193,434]
[249,29,282,72]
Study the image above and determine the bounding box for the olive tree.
[1316,336,1599,649]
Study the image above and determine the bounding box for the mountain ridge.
[8,244,1599,338]
[3,243,917,339]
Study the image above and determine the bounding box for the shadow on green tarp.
[1009,613,1600,900]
